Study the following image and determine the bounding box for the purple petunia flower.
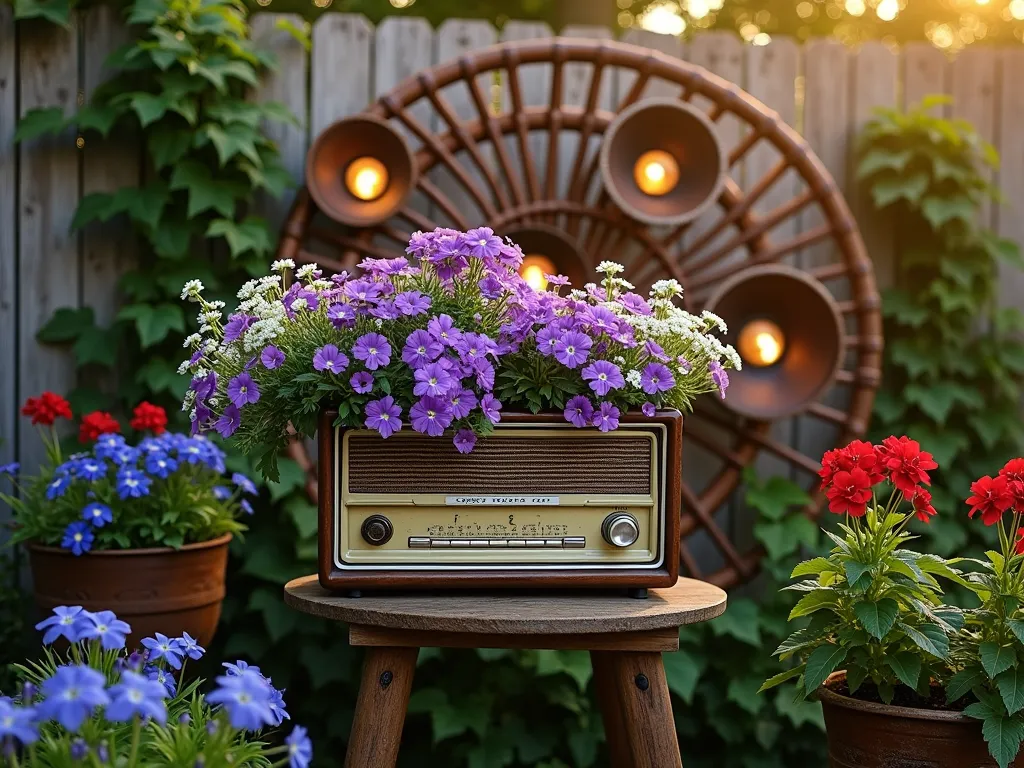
[261,345,285,369]
[223,313,255,343]
[473,359,495,391]
[642,402,657,418]
[640,363,675,395]
[77,610,131,651]
[480,394,502,424]
[142,633,184,670]
[343,279,383,304]
[227,373,261,407]
[327,302,356,328]
[427,315,463,347]
[453,429,477,454]
[215,405,241,438]
[449,389,477,420]
[191,370,217,400]
[462,226,502,259]
[350,371,374,394]
[287,725,314,768]
[35,606,85,645]
[38,665,110,732]
[395,291,431,316]
[554,331,592,369]
[546,274,570,288]
[709,361,729,399]
[206,669,276,732]
[409,397,454,437]
[365,397,403,439]
[313,344,349,374]
[582,360,625,397]
[82,502,113,528]
[106,670,168,724]
[535,326,560,357]
[564,395,593,428]
[618,292,653,316]
[62,522,94,556]
[402,329,442,367]
[644,340,669,362]
[352,333,391,370]
[0,699,37,745]
[584,306,619,335]
[413,362,454,398]
[593,402,620,433]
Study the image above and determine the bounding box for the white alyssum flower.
[208,300,226,310]
[271,259,295,272]
[375,318,384,328]
[614,356,626,365]
[701,310,727,334]
[181,280,205,301]
[596,261,624,276]
[625,370,643,388]
[290,297,309,312]
[182,390,196,410]
[296,263,318,281]
[177,359,192,375]
[200,310,222,324]
[650,279,683,299]
[568,289,588,301]
[612,277,635,291]
[183,333,202,348]
[238,280,259,300]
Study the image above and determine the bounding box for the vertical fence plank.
[951,48,998,229]
[850,41,898,290]
[617,29,686,101]
[18,20,81,475]
[311,14,373,137]
[251,13,309,230]
[81,6,138,335]
[0,5,15,529]
[996,48,1024,315]
[903,42,949,110]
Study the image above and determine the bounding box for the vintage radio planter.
[317,409,682,594]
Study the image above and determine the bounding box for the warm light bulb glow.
[633,150,680,196]
[344,157,389,202]
[738,319,786,367]
[519,255,557,291]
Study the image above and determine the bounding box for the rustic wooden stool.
[284,576,727,768]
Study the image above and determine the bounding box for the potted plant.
[0,604,312,767]
[762,437,1024,767]
[175,226,738,475]
[2,396,256,647]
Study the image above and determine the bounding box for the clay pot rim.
[26,533,232,557]
[820,670,971,723]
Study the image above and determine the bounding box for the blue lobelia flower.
[62,522,94,556]
[109,445,140,467]
[93,434,127,461]
[240,499,254,515]
[267,684,290,726]
[115,468,151,500]
[141,633,184,670]
[70,738,89,760]
[0,462,19,476]
[106,670,168,724]
[70,457,106,481]
[144,452,178,479]
[231,473,257,496]
[77,610,131,651]
[81,502,113,528]
[286,725,313,768]
[144,665,176,698]
[35,606,86,645]
[213,486,232,500]
[37,665,110,732]
[0,698,38,745]
[222,660,261,677]
[206,669,275,731]
[46,473,72,500]
[176,632,205,660]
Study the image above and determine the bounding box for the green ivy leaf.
[134,357,187,397]
[148,125,194,169]
[871,389,907,424]
[921,194,975,230]
[880,288,930,327]
[853,598,899,640]
[727,676,766,715]
[890,338,939,378]
[37,306,94,343]
[76,103,121,137]
[191,54,259,91]
[886,652,921,689]
[170,160,243,218]
[14,107,66,143]
[13,0,72,24]
[248,587,298,643]
[856,147,913,179]
[202,122,262,166]
[803,644,848,694]
[73,326,118,368]
[905,381,982,423]
[981,642,1016,679]
[534,650,591,691]
[663,648,705,703]
[265,458,306,502]
[755,515,818,560]
[870,171,930,208]
[116,303,185,348]
[710,598,761,646]
[206,217,272,258]
[746,476,812,521]
[129,92,171,127]
[928,280,977,314]
[773,684,826,730]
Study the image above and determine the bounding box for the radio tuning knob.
[361,515,394,546]
[602,513,639,548]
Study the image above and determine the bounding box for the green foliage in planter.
[858,95,1024,564]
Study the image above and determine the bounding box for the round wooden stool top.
[283,575,727,635]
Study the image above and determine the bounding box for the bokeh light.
[639,1,687,34]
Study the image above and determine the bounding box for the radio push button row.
[564,537,586,548]
[525,539,546,548]
[545,540,563,548]
[602,513,640,548]
[361,515,394,546]
[408,537,430,548]
[488,540,508,547]
[431,540,451,547]
[507,540,526,548]
[470,540,489,548]
[450,540,471,548]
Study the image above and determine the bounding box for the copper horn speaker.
[502,224,589,290]
[305,115,417,227]
[703,264,844,421]
[599,97,727,227]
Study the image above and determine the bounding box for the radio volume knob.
[361,515,394,546]
[602,513,639,548]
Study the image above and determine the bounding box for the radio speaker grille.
[346,433,653,494]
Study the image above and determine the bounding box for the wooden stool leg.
[344,646,419,768]
[591,651,635,768]
[592,651,682,768]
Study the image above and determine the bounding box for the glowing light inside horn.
[344,157,389,202]
[519,255,557,292]
[633,150,680,196]
[738,319,786,367]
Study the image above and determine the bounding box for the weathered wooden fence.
[3,10,1024,521]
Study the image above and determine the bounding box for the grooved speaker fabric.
[346,433,653,495]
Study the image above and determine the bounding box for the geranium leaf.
[790,557,834,578]
[803,644,847,694]
[758,666,803,695]
[886,652,921,690]
[996,667,1024,716]
[1007,620,1024,646]
[899,622,949,659]
[981,715,1024,768]
[844,560,872,590]
[981,642,1016,679]
[947,667,986,704]
[853,598,899,640]
[789,590,840,620]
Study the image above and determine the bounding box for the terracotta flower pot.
[820,671,1018,768]
[27,534,231,649]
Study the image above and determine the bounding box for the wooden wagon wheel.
[276,37,883,589]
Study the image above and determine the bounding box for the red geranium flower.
[819,447,844,489]
[818,440,885,489]
[966,475,1015,526]
[999,458,1024,511]
[911,488,937,523]
[877,436,937,496]
[79,411,121,444]
[21,392,72,426]
[130,402,168,435]
[826,468,874,517]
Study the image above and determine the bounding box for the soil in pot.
[820,671,1018,768]
[28,534,230,650]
